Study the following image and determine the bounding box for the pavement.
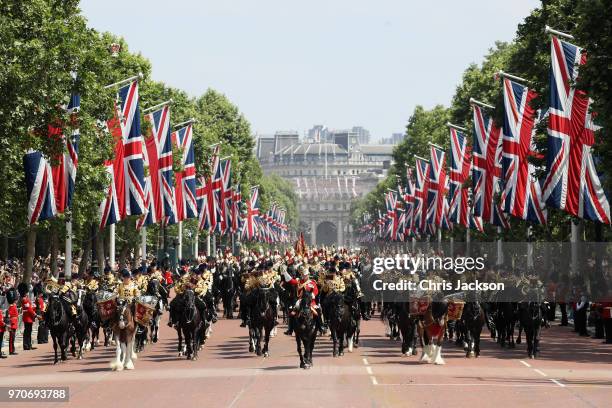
[0,310,611,408]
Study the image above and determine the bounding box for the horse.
[145,279,165,344]
[294,291,317,369]
[178,288,202,361]
[461,301,485,358]
[45,294,70,364]
[517,302,546,359]
[496,302,518,348]
[109,298,137,371]
[70,289,89,360]
[327,285,358,357]
[418,300,448,365]
[83,290,102,351]
[381,302,400,340]
[248,287,276,357]
[396,302,418,356]
[218,264,237,319]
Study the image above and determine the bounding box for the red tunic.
[22,297,37,324]
[287,278,319,306]
[163,271,174,285]
[8,304,18,330]
[37,296,46,320]
[0,310,5,332]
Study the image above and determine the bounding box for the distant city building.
[307,125,330,143]
[256,131,393,247]
[351,126,371,145]
[380,132,405,145]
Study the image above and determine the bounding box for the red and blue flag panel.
[542,36,610,224]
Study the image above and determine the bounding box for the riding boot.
[284,315,293,335]
[316,312,324,333]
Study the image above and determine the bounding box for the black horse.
[178,289,202,361]
[248,287,276,357]
[496,302,518,348]
[396,303,418,356]
[145,279,165,344]
[461,302,485,358]
[45,295,70,364]
[218,264,237,319]
[70,289,89,360]
[83,290,102,351]
[517,302,547,359]
[327,286,358,357]
[294,291,317,369]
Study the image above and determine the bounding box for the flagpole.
[527,225,534,270]
[109,224,116,270]
[545,25,574,40]
[496,70,531,85]
[178,221,183,261]
[104,72,143,89]
[65,211,72,278]
[206,233,211,257]
[446,122,467,132]
[143,99,173,113]
[141,227,147,263]
[469,97,495,110]
[496,226,503,265]
[173,118,197,129]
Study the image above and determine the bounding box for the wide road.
[1,310,610,408]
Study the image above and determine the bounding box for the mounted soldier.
[282,264,324,332]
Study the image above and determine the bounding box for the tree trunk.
[96,228,105,272]
[118,243,130,270]
[50,226,59,277]
[23,226,38,284]
[1,235,7,261]
[78,223,93,275]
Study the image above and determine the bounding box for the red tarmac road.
[0,311,611,408]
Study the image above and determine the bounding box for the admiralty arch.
[256,130,394,247]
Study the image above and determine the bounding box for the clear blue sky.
[80,0,539,142]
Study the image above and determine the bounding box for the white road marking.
[533,368,547,377]
[362,358,369,365]
[370,376,378,385]
[550,379,565,388]
[519,360,531,368]
[366,366,373,375]
[374,383,607,388]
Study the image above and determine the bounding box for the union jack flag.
[448,128,471,227]
[219,159,233,234]
[25,151,57,225]
[231,184,242,234]
[173,124,198,222]
[26,94,80,225]
[147,106,176,225]
[196,176,212,231]
[208,146,222,233]
[100,81,146,227]
[399,167,415,238]
[471,104,509,228]
[500,78,547,224]
[542,36,610,224]
[384,190,400,240]
[414,157,430,235]
[244,186,260,240]
[427,145,447,228]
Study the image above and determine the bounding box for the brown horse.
[418,301,448,365]
[109,298,137,371]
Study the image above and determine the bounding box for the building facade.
[257,131,393,247]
